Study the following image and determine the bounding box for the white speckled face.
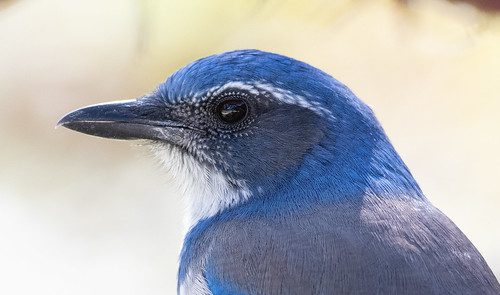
[140,82,328,228]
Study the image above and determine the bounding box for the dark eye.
[216,99,248,123]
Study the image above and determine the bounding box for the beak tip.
[56,112,75,129]
[55,118,64,129]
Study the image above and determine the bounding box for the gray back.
[203,196,500,294]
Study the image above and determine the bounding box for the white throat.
[149,144,251,229]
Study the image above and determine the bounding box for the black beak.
[57,98,183,141]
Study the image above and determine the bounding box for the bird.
[57,49,500,295]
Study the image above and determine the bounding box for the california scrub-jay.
[58,50,500,294]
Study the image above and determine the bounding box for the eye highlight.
[216,99,248,123]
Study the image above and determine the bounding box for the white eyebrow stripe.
[253,82,333,117]
[203,81,333,118]
[212,81,260,96]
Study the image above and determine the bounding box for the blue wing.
[199,197,499,295]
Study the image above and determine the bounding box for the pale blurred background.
[0,0,499,294]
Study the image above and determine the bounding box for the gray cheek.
[211,106,325,185]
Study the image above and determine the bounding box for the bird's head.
[58,50,422,225]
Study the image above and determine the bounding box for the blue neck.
[241,104,424,215]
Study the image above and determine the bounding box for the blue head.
[58,49,423,225]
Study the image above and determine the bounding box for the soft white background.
[0,0,499,294]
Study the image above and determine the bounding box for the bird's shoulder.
[195,196,500,295]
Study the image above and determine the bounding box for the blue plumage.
[58,50,500,294]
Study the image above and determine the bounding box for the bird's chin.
[146,142,252,227]
[147,140,204,165]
